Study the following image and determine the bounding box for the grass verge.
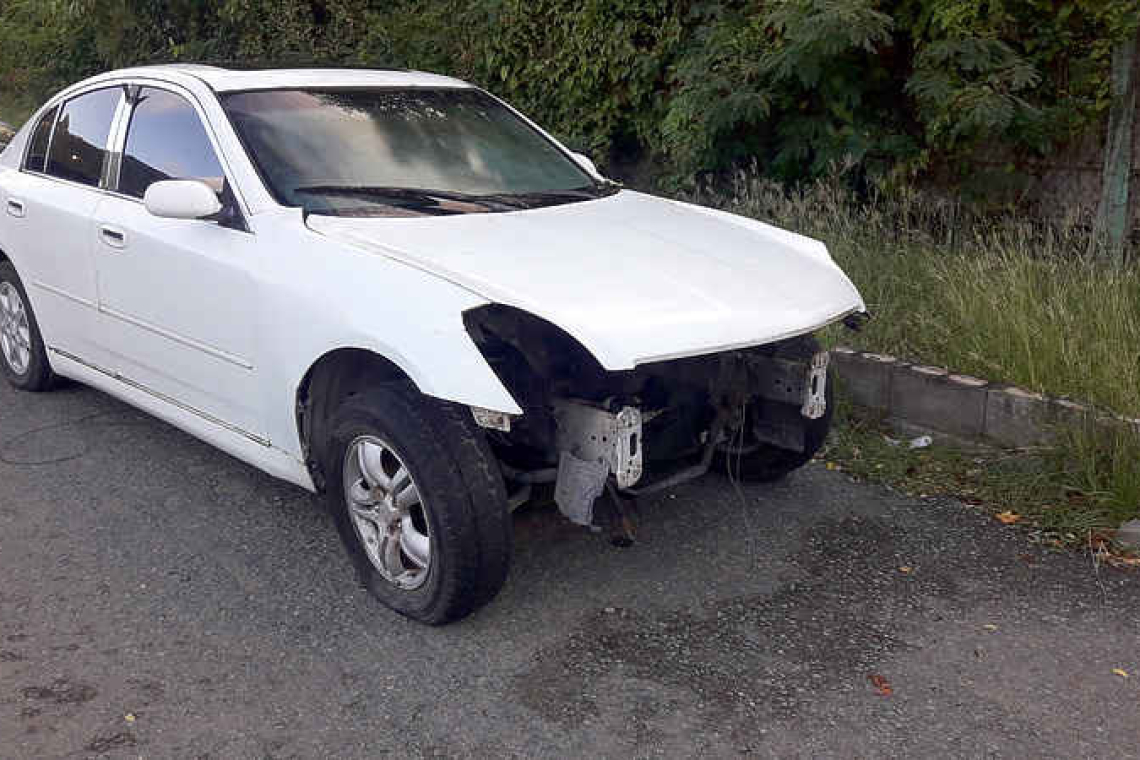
[822,395,1140,546]
[696,170,1139,536]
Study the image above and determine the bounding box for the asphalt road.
[1,379,1138,758]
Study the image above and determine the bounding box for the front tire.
[0,261,56,391]
[323,385,512,624]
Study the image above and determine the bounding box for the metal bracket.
[801,351,829,420]
[552,400,644,488]
[554,451,608,526]
[745,351,829,419]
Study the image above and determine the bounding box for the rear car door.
[92,84,267,441]
[2,87,124,367]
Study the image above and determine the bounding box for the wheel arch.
[461,303,611,404]
[294,347,419,490]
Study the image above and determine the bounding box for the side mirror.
[571,152,599,177]
[143,180,223,220]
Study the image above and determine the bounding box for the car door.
[92,84,267,441]
[2,87,125,368]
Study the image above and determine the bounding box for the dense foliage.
[0,0,1136,185]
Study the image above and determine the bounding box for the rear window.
[45,87,121,187]
[24,105,58,173]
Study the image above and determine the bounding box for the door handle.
[99,225,126,249]
[5,198,24,218]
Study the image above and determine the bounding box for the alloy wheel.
[0,281,31,375]
[342,436,432,589]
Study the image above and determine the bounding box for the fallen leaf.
[996,511,1021,524]
[1112,668,1129,679]
[898,566,913,574]
[868,674,893,696]
[124,713,136,723]
[826,462,838,471]
[983,624,998,631]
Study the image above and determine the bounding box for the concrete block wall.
[830,347,1139,447]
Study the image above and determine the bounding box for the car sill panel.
[48,346,269,447]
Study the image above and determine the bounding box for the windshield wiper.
[479,182,622,208]
[294,182,622,213]
[293,185,520,211]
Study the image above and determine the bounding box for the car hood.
[305,190,865,369]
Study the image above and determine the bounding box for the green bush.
[662,1,908,181]
[0,0,1137,185]
[407,0,687,162]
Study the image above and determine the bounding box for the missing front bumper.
[552,401,643,488]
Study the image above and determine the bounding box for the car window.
[45,87,121,187]
[24,105,59,173]
[119,88,225,199]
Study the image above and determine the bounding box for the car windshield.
[221,87,615,216]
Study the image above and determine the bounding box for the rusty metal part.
[605,482,636,547]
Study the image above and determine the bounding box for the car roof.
[93,64,473,93]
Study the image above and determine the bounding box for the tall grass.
[698,170,1140,529]
[702,171,1140,418]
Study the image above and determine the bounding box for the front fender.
[254,215,522,460]
[289,321,524,418]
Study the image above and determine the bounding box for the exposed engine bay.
[464,305,834,526]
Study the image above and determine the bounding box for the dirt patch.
[85,731,137,753]
[21,678,98,705]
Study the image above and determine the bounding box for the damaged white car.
[0,66,866,623]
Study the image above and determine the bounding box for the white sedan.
[0,66,865,623]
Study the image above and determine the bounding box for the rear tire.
[323,384,512,624]
[0,261,56,392]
